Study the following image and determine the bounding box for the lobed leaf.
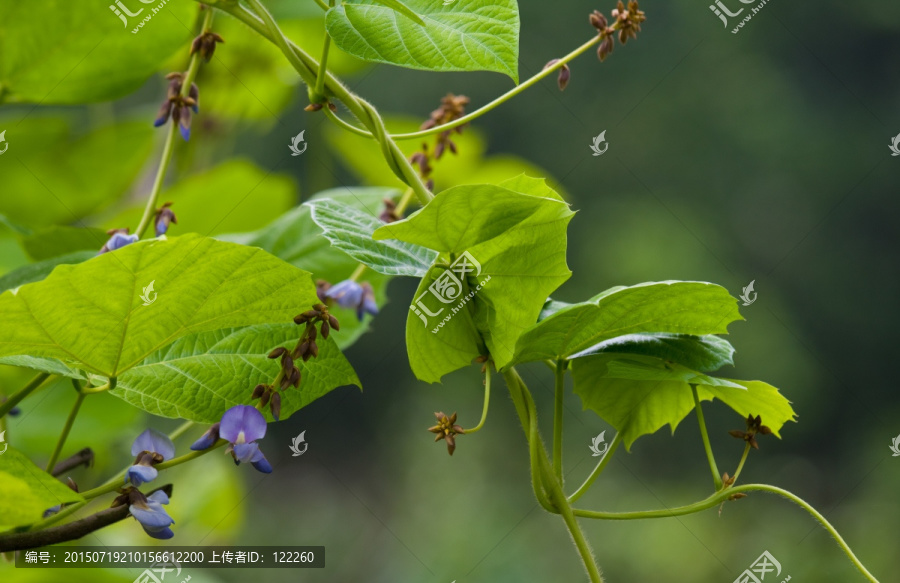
[0,446,85,530]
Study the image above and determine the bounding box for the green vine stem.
[135,7,214,238]
[691,384,723,490]
[568,432,620,503]
[45,392,86,472]
[574,483,879,583]
[553,359,566,481]
[311,0,334,101]
[0,372,51,418]
[464,364,491,434]
[731,442,751,485]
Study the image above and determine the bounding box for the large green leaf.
[0,235,319,378]
[0,0,196,104]
[0,251,95,294]
[306,198,437,277]
[573,354,797,450]
[570,333,735,372]
[0,446,84,530]
[112,324,359,423]
[222,187,400,349]
[325,0,519,81]
[375,177,573,382]
[101,159,296,236]
[512,281,744,365]
[0,118,154,226]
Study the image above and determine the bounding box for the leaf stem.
[552,359,566,482]
[348,263,367,282]
[135,7,214,238]
[45,392,86,473]
[0,373,51,418]
[79,377,116,395]
[464,365,491,434]
[394,187,416,216]
[691,384,722,490]
[731,442,751,484]
[168,420,195,442]
[568,432,620,503]
[312,0,329,11]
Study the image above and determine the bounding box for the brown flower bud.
[328,314,340,331]
[268,346,287,359]
[270,391,282,421]
[259,389,271,407]
[251,384,267,399]
[320,320,330,339]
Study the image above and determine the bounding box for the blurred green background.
[2,0,899,581]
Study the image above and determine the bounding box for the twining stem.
[731,442,751,484]
[464,365,491,434]
[574,483,879,583]
[312,0,334,101]
[311,0,329,11]
[691,385,723,490]
[168,420,195,442]
[568,432,620,503]
[79,378,116,395]
[552,360,566,481]
[394,187,417,216]
[45,393,86,473]
[135,7,215,238]
[0,373,51,418]
[348,263,367,282]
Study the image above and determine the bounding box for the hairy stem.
[553,360,566,482]
[135,7,214,238]
[465,365,491,434]
[0,373,51,418]
[568,432,620,503]
[691,385,722,490]
[45,392,86,473]
[312,0,334,101]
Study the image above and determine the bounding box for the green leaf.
[101,160,296,236]
[375,178,573,382]
[0,355,86,379]
[572,354,796,450]
[0,251,95,294]
[512,281,744,365]
[0,1,196,104]
[20,226,108,261]
[0,118,154,226]
[0,234,318,377]
[306,198,437,276]
[0,446,85,530]
[325,0,520,81]
[222,187,400,349]
[112,324,359,423]
[570,333,735,372]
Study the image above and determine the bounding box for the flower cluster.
[99,228,138,254]
[154,72,200,141]
[590,1,646,62]
[190,30,224,62]
[154,202,178,237]
[428,411,465,456]
[729,414,772,450]
[317,280,378,322]
[126,429,175,487]
[409,93,470,190]
[192,405,272,473]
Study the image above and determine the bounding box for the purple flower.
[99,229,138,254]
[189,422,220,451]
[325,280,379,321]
[126,429,175,487]
[130,490,175,540]
[219,405,272,474]
[154,202,177,237]
[154,73,199,142]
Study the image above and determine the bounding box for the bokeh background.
[2,0,899,581]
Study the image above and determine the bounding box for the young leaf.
[0,235,318,378]
[113,324,360,423]
[512,281,744,365]
[0,446,84,530]
[570,333,735,372]
[375,178,573,382]
[306,198,437,276]
[572,354,797,450]
[325,0,520,81]
[222,187,399,349]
